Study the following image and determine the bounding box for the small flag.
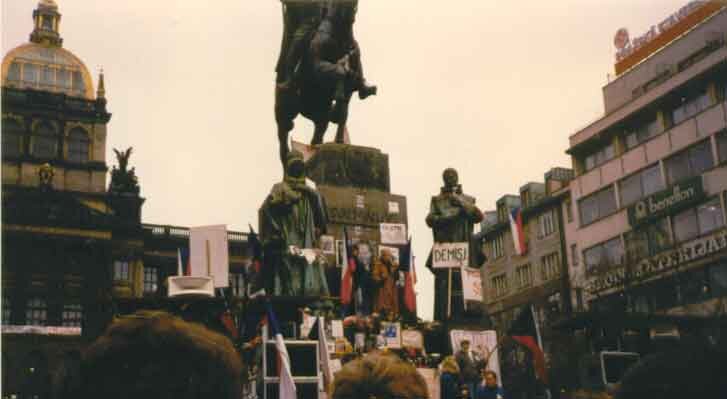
[509,207,527,256]
[308,317,332,391]
[509,304,547,383]
[340,227,356,305]
[266,305,296,399]
[399,237,417,313]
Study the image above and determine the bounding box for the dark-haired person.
[61,310,244,399]
[475,370,505,399]
[330,353,428,399]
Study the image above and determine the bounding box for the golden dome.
[1,42,95,100]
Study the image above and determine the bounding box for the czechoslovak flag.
[266,305,296,399]
[509,207,526,256]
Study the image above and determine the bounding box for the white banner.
[450,330,501,385]
[190,225,229,288]
[379,223,407,245]
[432,242,469,268]
[461,267,483,302]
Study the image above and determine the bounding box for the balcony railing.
[142,223,248,242]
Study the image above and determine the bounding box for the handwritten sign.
[450,330,501,385]
[380,223,407,245]
[402,329,424,349]
[432,242,469,268]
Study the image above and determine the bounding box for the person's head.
[286,150,305,179]
[460,339,470,351]
[483,370,498,387]
[442,168,459,188]
[330,353,428,399]
[440,356,460,375]
[73,310,243,399]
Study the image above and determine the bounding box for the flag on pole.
[509,207,527,256]
[340,227,356,305]
[177,247,191,276]
[266,305,296,399]
[509,304,547,383]
[308,317,332,391]
[399,237,417,313]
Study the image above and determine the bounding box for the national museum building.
[565,3,727,324]
[1,2,250,398]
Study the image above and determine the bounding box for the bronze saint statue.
[275,0,377,166]
[259,150,330,297]
[371,248,400,319]
[425,168,484,321]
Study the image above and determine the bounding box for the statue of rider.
[276,0,324,90]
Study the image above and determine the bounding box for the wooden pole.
[205,240,211,277]
[447,268,453,319]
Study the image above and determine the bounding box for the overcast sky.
[3,0,692,320]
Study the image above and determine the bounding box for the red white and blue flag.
[400,237,417,313]
[509,207,527,256]
[266,305,296,399]
[340,227,356,305]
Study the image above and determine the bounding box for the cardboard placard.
[381,322,402,348]
[462,267,483,302]
[379,223,408,245]
[402,329,424,349]
[432,242,469,268]
[320,235,335,254]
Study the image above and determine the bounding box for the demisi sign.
[588,228,727,293]
[627,177,704,227]
[432,242,469,268]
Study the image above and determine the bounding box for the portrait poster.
[320,235,335,254]
[449,329,501,384]
[461,267,483,302]
[379,223,408,245]
[381,321,402,348]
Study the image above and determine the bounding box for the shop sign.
[615,0,708,62]
[588,229,727,293]
[627,177,703,227]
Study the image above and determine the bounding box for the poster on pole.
[461,267,483,302]
[450,330,501,385]
[190,225,229,287]
[378,245,400,264]
[432,242,469,268]
[379,223,407,245]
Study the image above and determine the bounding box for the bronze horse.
[274,1,376,166]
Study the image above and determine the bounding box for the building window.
[491,274,509,298]
[113,260,130,281]
[571,244,579,267]
[67,127,89,163]
[579,186,617,226]
[584,237,624,274]
[709,262,727,296]
[23,63,38,83]
[671,89,711,126]
[7,61,21,81]
[672,198,725,242]
[624,218,672,261]
[31,122,57,159]
[565,199,573,223]
[2,119,23,157]
[230,272,245,298]
[143,267,158,293]
[540,253,560,281]
[584,143,615,172]
[625,116,661,149]
[538,210,555,238]
[25,298,47,326]
[515,264,533,290]
[491,234,504,259]
[3,297,11,324]
[62,303,83,327]
[664,140,714,184]
[497,205,508,224]
[619,164,664,206]
[718,131,727,163]
[678,269,710,305]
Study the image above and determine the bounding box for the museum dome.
[1,0,95,100]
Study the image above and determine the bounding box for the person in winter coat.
[440,356,461,399]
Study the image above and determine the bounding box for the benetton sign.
[627,177,704,227]
[587,229,727,293]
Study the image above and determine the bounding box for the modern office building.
[565,1,727,335]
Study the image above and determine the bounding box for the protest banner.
[379,223,407,245]
[431,242,468,268]
[450,329,501,384]
[462,267,483,302]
